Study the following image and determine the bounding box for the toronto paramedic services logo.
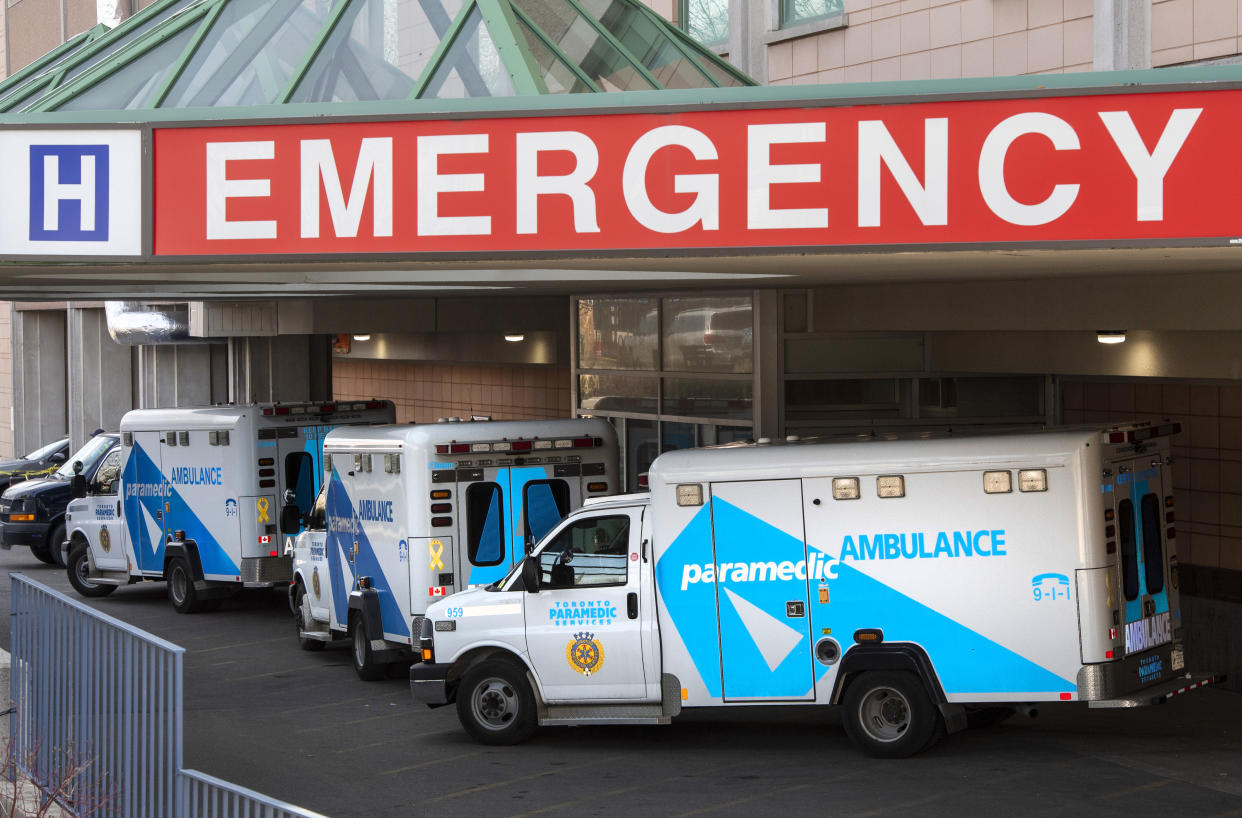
[0,130,141,256]
[566,632,604,676]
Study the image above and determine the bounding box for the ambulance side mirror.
[281,503,301,535]
[70,474,87,499]
[521,556,541,594]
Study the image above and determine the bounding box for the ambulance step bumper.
[410,663,452,707]
[1087,672,1224,709]
[298,630,333,643]
[539,704,671,726]
[240,556,292,584]
[87,571,130,587]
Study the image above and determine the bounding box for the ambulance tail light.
[258,457,274,467]
[260,479,275,488]
[269,550,278,557]
[435,445,449,455]
[572,437,601,449]
[431,517,453,528]
[366,401,385,410]
[853,629,883,644]
[318,404,337,414]
[273,406,290,416]
[430,503,452,514]
[450,444,470,454]
[510,440,533,452]
[261,408,273,416]
[587,482,608,493]
[430,490,451,500]
[1107,431,1126,444]
[637,473,649,488]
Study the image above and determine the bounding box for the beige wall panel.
[6,0,61,73]
[66,0,95,38]
[333,360,571,424]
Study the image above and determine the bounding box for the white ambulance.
[411,422,1222,757]
[290,417,618,681]
[64,400,395,612]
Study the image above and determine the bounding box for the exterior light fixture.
[505,333,525,342]
[1097,330,1126,344]
[352,334,371,341]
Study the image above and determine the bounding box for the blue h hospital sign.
[0,130,141,256]
[29,145,110,242]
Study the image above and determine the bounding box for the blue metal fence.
[8,574,326,818]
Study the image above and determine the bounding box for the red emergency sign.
[152,89,1238,256]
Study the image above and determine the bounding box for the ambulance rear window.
[1118,499,1139,601]
[466,483,505,567]
[1140,494,1164,595]
[524,480,570,546]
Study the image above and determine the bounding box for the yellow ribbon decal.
[1105,570,1115,609]
[429,539,445,571]
[256,497,270,524]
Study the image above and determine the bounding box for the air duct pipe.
[104,301,211,345]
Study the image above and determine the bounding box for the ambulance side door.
[523,507,651,702]
[125,430,166,574]
[84,448,126,571]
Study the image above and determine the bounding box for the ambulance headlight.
[434,620,456,632]
[418,617,436,662]
[1018,469,1047,492]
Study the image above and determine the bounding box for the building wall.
[1152,0,1242,65]
[764,0,1094,85]
[0,304,11,458]
[333,359,571,424]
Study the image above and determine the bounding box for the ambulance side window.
[92,450,122,495]
[524,480,570,545]
[1139,494,1164,595]
[466,483,505,567]
[1118,499,1139,601]
[538,515,629,589]
[308,484,328,531]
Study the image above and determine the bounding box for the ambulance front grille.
[240,556,293,584]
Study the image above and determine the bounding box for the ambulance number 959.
[445,607,464,619]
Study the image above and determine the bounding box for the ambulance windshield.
[55,435,116,479]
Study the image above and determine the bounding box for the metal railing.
[8,574,327,818]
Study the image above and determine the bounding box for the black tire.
[167,557,203,614]
[456,659,537,746]
[294,584,325,652]
[48,522,69,568]
[350,614,385,681]
[30,541,57,565]
[966,705,1017,729]
[842,671,939,758]
[66,542,116,598]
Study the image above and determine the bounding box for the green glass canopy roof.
[0,0,752,113]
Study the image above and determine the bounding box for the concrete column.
[67,306,133,448]
[1094,0,1150,70]
[752,289,781,440]
[12,308,67,455]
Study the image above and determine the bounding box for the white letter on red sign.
[299,138,393,238]
[1098,108,1201,222]
[747,123,828,230]
[417,134,490,236]
[515,131,600,234]
[978,113,1080,226]
[857,119,948,227]
[622,126,719,233]
[205,141,276,240]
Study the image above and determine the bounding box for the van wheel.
[167,557,203,614]
[350,614,385,681]
[842,671,938,758]
[49,523,70,568]
[30,542,57,565]
[67,542,115,598]
[295,585,325,652]
[457,659,537,746]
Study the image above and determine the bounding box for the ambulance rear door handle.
[627,592,638,619]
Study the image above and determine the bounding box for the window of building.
[575,294,754,491]
[780,0,843,28]
[679,0,728,46]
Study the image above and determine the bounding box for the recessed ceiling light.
[1096,330,1126,344]
[505,334,525,342]
[353,334,371,341]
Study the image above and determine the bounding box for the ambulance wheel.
[294,585,325,652]
[350,614,385,681]
[457,659,537,746]
[167,557,204,614]
[842,671,938,758]
[49,522,70,568]
[67,542,115,598]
